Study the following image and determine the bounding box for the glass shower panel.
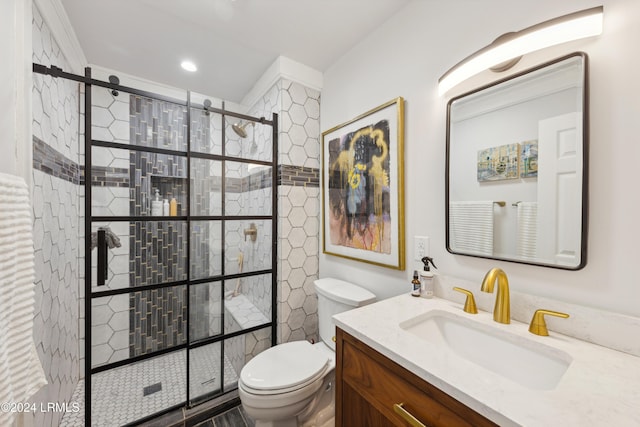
[225,161,272,217]
[91,87,188,151]
[225,117,273,162]
[90,146,187,218]
[91,349,186,426]
[225,219,272,274]
[90,221,187,292]
[190,107,222,155]
[190,221,222,280]
[223,327,272,391]
[224,273,272,334]
[189,281,223,342]
[190,158,222,217]
[188,342,223,403]
[90,286,187,368]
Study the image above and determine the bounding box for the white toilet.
[238,278,376,427]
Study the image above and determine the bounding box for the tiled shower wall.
[247,79,321,344]
[29,5,82,427]
[89,91,276,370]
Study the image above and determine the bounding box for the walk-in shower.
[33,63,278,426]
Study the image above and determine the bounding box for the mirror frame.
[445,52,589,270]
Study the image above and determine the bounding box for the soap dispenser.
[420,256,438,299]
[151,189,163,216]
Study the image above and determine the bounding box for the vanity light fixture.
[438,6,603,96]
[181,60,198,72]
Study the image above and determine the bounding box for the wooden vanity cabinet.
[335,328,498,427]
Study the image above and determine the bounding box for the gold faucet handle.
[452,287,478,314]
[528,309,569,336]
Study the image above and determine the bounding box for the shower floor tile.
[61,348,238,426]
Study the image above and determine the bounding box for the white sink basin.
[400,310,572,390]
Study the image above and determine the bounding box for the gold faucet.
[480,268,510,324]
[452,287,478,314]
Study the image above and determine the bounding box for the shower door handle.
[97,228,108,286]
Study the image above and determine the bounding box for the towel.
[449,201,494,256]
[90,226,122,250]
[0,173,47,426]
[516,202,538,259]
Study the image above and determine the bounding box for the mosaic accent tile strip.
[246,167,274,191]
[278,164,319,188]
[33,135,81,184]
[91,165,129,187]
[34,135,315,191]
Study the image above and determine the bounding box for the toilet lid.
[240,341,329,392]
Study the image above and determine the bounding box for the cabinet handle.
[393,402,427,427]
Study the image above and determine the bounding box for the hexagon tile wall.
[248,79,321,344]
[30,5,82,427]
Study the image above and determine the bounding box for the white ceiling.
[59,0,410,103]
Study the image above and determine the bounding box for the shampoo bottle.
[169,198,178,216]
[163,199,170,216]
[420,256,438,299]
[151,189,163,216]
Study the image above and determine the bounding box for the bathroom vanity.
[336,328,496,426]
[334,293,640,427]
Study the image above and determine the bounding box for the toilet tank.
[314,278,376,350]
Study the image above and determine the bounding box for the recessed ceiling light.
[181,60,197,72]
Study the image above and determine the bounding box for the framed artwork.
[520,140,538,178]
[477,143,520,182]
[321,97,405,270]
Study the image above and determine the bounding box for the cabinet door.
[336,329,498,427]
[342,382,391,426]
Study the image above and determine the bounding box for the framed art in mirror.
[446,53,588,270]
[322,97,405,270]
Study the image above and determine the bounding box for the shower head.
[232,121,253,138]
[108,75,120,97]
[203,99,212,116]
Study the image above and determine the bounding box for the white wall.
[0,0,32,183]
[320,0,640,317]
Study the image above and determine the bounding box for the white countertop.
[333,294,640,427]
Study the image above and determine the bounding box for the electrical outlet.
[413,236,430,261]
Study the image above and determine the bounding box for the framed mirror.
[446,52,588,270]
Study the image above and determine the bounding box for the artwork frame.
[520,140,538,178]
[477,142,520,182]
[321,97,405,270]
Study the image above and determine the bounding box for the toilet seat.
[240,341,330,395]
